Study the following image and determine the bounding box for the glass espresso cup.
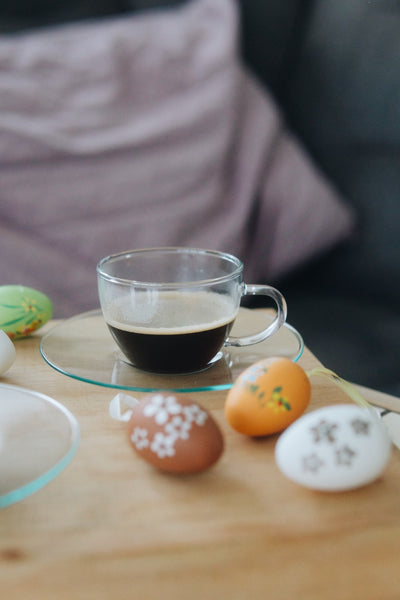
[97,247,287,374]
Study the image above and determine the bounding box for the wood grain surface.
[1,315,400,600]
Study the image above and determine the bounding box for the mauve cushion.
[0,0,355,316]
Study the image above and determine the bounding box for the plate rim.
[40,308,304,393]
[0,383,80,508]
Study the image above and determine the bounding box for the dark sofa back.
[241,0,400,392]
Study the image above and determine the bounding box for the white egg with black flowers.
[275,404,392,492]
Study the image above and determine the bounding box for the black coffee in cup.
[105,291,237,373]
[98,247,287,374]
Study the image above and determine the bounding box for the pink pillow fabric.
[0,0,355,316]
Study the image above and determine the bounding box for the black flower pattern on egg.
[335,445,356,466]
[310,419,338,443]
[350,418,370,436]
[302,453,325,473]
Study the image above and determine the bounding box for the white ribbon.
[109,393,140,422]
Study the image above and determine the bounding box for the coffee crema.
[104,291,238,373]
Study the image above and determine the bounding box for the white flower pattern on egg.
[151,432,176,458]
[183,404,208,426]
[143,394,182,425]
[165,415,191,440]
[128,393,224,473]
[131,427,149,450]
[132,395,212,460]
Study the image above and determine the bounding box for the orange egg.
[225,357,311,437]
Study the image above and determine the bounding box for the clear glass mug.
[97,247,287,374]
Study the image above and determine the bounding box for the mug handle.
[225,284,287,347]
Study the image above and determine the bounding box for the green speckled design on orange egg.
[242,363,292,412]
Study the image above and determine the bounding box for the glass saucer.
[40,308,304,393]
[0,384,80,508]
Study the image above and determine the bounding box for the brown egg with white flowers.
[127,393,224,474]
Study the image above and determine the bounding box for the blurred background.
[1,0,399,395]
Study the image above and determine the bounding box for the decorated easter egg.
[0,330,16,374]
[127,393,224,474]
[225,357,311,436]
[275,404,392,492]
[0,285,52,339]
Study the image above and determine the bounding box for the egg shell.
[225,357,311,436]
[0,285,53,340]
[275,404,392,492]
[127,393,224,474]
[0,330,16,374]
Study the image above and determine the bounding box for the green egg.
[0,285,53,340]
